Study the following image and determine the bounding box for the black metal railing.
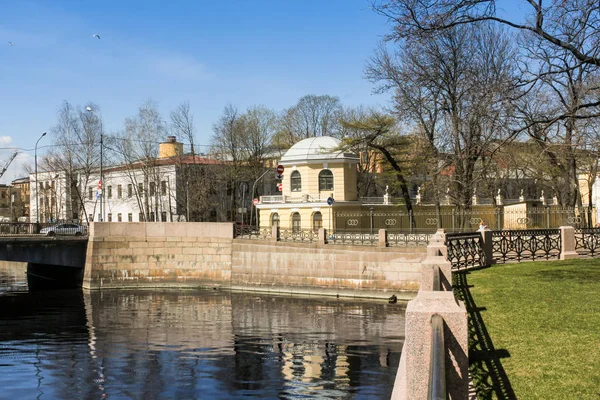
[330,231,378,246]
[0,223,40,236]
[279,229,319,243]
[574,228,600,257]
[388,232,434,247]
[446,232,485,270]
[492,229,560,263]
[0,222,88,237]
[233,225,271,240]
[428,314,446,400]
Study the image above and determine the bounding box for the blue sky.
[0,0,393,183]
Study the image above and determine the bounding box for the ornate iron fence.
[279,229,319,243]
[330,232,378,246]
[445,232,485,270]
[574,228,600,257]
[492,229,560,263]
[233,225,271,240]
[334,207,594,233]
[388,232,433,247]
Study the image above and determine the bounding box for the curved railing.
[445,232,485,270]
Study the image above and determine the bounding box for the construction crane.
[0,151,18,181]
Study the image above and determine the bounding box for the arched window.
[319,170,334,191]
[290,171,302,192]
[292,212,301,232]
[271,213,280,228]
[312,212,322,232]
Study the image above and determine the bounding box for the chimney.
[159,136,184,158]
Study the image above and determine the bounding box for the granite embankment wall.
[83,222,426,298]
[232,240,424,299]
[83,222,233,289]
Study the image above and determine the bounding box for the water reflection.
[0,262,405,399]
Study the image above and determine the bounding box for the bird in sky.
[92,34,100,39]
[8,41,13,46]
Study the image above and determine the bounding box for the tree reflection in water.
[0,263,405,399]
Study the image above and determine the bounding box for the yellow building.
[256,136,362,231]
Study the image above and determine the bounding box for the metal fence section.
[233,225,271,240]
[334,207,594,234]
[387,232,433,247]
[0,223,41,236]
[445,232,485,270]
[279,229,319,243]
[330,232,378,246]
[492,229,561,263]
[574,228,600,257]
[0,222,89,237]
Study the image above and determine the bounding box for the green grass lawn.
[459,259,600,400]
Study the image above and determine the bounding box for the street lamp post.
[35,131,47,224]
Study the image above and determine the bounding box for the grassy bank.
[458,259,600,399]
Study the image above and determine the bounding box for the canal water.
[0,263,405,399]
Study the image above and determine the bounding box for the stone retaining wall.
[83,222,233,289]
[232,240,425,299]
[83,222,428,298]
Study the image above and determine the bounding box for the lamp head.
[42,132,46,136]
[86,107,92,112]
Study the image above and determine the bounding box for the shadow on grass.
[454,271,517,400]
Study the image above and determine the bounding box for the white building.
[31,136,220,223]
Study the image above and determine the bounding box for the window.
[88,187,93,200]
[139,213,145,222]
[149,212,155,222]
[107,213,112,222]
[271,213,280,228]
[149,182,156,196]
[319,170,334,191]
[128,184,133,198]
[128,213,133,222]
[290,171,302,192]
[292,212,301,232]
[138,183,144,195]
[118,213,122,222]
[161,211,167,222]
[313,212,322,232]
[98,213,101,221]
[89,214,93,222]
[73,212,78,220]
[107,185,112,199]
[117,185,122,199]
[161,181,167,195]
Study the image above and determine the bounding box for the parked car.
[40,223,87,237]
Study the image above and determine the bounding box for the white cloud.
[0,136,13,146]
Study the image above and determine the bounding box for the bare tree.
[367,23,517,218]
[277,94,343,146]
[44,101,102,223]
[210,104,246,221]
[170,101,196,157]
[113,100,167,221]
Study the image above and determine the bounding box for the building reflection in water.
[0,262,405,399]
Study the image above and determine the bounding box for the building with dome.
[256,136,364,231]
